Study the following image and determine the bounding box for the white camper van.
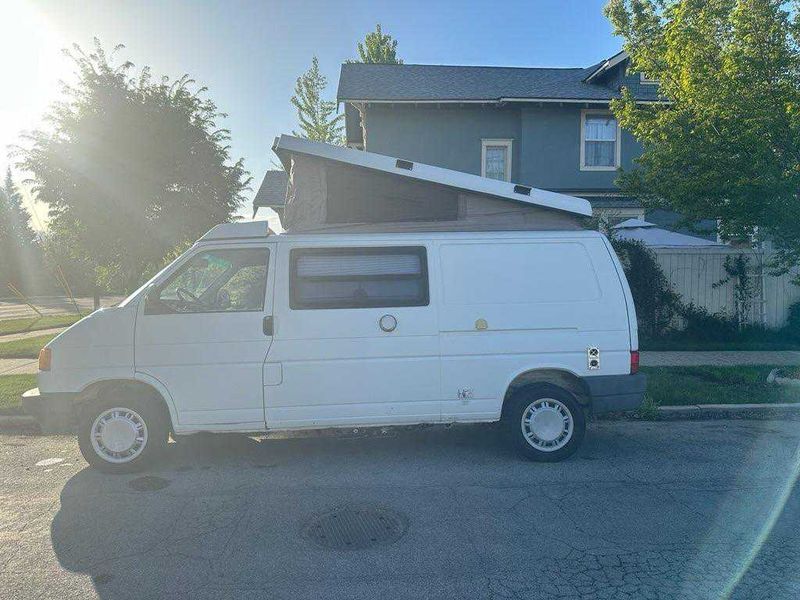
[23,137,645,472]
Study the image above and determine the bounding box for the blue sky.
[4,0,621,224]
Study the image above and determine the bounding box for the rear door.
[135,243,276,429]
[264,242,441,429]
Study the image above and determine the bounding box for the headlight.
[38,348,52,371]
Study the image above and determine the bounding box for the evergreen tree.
[353,24,403,64]
[291,57,343,144]
[0,168,40,291]
[2,168,37,248]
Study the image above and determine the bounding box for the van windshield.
[117,246,195,308]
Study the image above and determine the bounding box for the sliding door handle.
[263,315,274,336]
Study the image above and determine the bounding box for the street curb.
[599,402,800,421]
[0,415,40,433]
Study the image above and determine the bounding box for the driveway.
[1,421,800,599]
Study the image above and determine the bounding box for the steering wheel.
[176,287,202,310]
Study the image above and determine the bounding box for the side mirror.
[143,284,163,314]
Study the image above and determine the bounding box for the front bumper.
[22,388,79,434]
[585,373,648,413]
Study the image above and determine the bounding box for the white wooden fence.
[652,247,800,328]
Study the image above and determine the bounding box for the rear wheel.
[502,383,585,462]
[78,389,169,473]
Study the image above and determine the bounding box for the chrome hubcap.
[521,398,574,452]
[91,408,148,463]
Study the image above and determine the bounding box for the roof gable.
[583,51,629,83]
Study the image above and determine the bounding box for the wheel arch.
[77,378,175,431]
[502,368,590,413]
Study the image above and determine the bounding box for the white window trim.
[579,110,621,172]
[639,72,659,85]
[481,139,513,182]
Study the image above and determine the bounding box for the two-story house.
[253,51,681,229]
[333,50,663,226]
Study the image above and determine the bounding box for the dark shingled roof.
[336,62,628,103]
[253,170,288,210]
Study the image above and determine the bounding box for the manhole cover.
[303,505,407,550]
[127,476,170,491]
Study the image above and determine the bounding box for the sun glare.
[0,0,70,229]
[0,1,68,160]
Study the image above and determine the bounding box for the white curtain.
[584,116,617,167]
[296,253,421,277]
[484,146,507,180]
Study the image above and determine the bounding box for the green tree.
[14,39,249,292]
[291,56,343,144]
[605,0,800,274]
[352,24,403,64]
[0,168,41,291]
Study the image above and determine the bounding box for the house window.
[481,139,512,181]
[580,111,620,171]
[290,246,429,310]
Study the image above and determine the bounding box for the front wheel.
[77,390,169,473]
[502,383,585,462]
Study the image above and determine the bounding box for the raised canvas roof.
[272,135,592,217]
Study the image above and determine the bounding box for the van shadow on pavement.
[48,422,800,600]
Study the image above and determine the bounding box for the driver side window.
[147,247,269,314]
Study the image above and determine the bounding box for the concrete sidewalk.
[0,327,67,343]
[0,358,37,375]
[641,350,800,367]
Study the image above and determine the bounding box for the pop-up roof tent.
[270,135,592,233]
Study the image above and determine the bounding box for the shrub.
[610,238,681,339]
[679,303,738,342]
[786,301,800,340]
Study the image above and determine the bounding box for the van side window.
[146,248,269,314]
[290,247,428,310]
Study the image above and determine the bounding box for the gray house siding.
[363,103,642,193]
[365,104,522,180]
[518,105,642,191]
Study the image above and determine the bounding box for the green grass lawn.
[0,374,36,415]
[782,366,800,378]
[0,334,57,359]
[0,314,82,336]
[642,365,800,406]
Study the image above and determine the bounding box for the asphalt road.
[2,420,800,600]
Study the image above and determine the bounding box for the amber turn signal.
[38,348,52,371]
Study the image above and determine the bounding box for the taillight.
[630,350,639,374]
[38,348,52,371]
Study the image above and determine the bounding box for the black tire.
[501,383,585,462]
[77,387,169,474]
